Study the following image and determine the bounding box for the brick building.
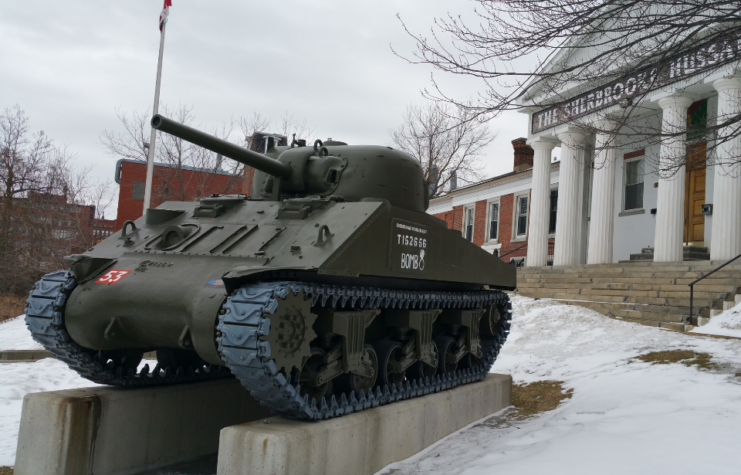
[429,139,559,266]
[9,192,116,252]
[115,132,285,230]
[114,159,243,230]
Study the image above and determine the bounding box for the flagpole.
[142,17,168,213]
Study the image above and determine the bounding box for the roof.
[430,160,561,205]
[114,159,240,185]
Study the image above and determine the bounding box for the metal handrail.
[499,241,555,262]
[499,242,528,259]
[689,252,741,323]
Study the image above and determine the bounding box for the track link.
[217,281,512,420]
[24,270,230,386]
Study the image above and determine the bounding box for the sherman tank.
[25,114,515,420]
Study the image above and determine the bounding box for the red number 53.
[95,269,131,285]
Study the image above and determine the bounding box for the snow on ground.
[0,357,98,466]
[2,300,741,471]
[0,315,96,466]
[0,315,154,467]
[690,301,741,338]
[380,296,741,475]
[0,316,43,351]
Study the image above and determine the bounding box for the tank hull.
[63,196,515,365]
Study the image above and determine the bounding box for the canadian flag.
[159,0,172,31]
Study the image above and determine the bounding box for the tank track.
[217,281,512,420]
[24,270,230,386]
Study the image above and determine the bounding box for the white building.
[431,27,741,267]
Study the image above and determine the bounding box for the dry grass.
[635,350,717,370]
[510,380,573,420]
[0,294,26,323]
[0,467,13,475]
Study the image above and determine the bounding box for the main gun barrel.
[151,114,292,179]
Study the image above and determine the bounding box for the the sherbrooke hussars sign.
[531,29,741,134]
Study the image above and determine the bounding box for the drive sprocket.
[262,289,317,375]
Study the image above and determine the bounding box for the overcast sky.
[1,0,530,215]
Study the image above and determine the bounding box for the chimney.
[512,138,534,172]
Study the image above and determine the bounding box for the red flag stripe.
[159,0,172,31]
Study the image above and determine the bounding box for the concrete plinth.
[14,378,272,475]
[217,373,512,475]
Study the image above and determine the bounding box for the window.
[132,181,145,201]
[463,206,474,242]
[488,202,499,241]
[625,159,644,210]
[549,189,558,234]
[516,195,528,237]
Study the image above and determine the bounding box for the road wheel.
[407,340,438,381]
[333,344,378,394]
[373,340,405,387]
[433,335,459,375]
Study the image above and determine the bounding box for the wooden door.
[684,143,706,245]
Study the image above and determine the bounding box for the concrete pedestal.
[217,373,512,475]
[14,378,272,475]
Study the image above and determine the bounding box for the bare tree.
[102,105,316,205]
[397,1,741,174]
[1,106,110,294]
[101,104,244,204]
[390,102,494,197]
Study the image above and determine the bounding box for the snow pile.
[0,316,43,351]
[690,301,741,338]
[2,298,741,471]
[380,296,741,475]
[0,359,97,466]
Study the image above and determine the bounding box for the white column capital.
[591,118,620,132]
[657,95,694,111]
[528,139,557,152]
[713,77,741,93]
[557,130,586,145]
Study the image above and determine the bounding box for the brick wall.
[473,200,487,246]
[242,166,256,194]
[451,205,463,232]
[116,161,243,230]
[427,137,559,264]
[432,192,532,261]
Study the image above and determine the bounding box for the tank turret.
[151,114,429,212]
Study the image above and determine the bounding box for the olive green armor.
[25,114,515,420]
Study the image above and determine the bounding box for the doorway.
[684,142,706,245]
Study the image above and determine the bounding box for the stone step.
[517,267,741,279]
[517,263,741,275]
[723,301,735,310]
[517,290,694,315]
[547,299,688,323]
[514,262,739,328]
[641,246,708,254]
[527,287,721,306]
[628,246,710,262]
[522,286,724,300]
[519,274,739,285]
[518,279,738,291]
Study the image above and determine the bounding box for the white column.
[554,131,586,266]
[527,140,557,267]
[654,95,694,262]
[587,120,619,264]
[710,78,741,261]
